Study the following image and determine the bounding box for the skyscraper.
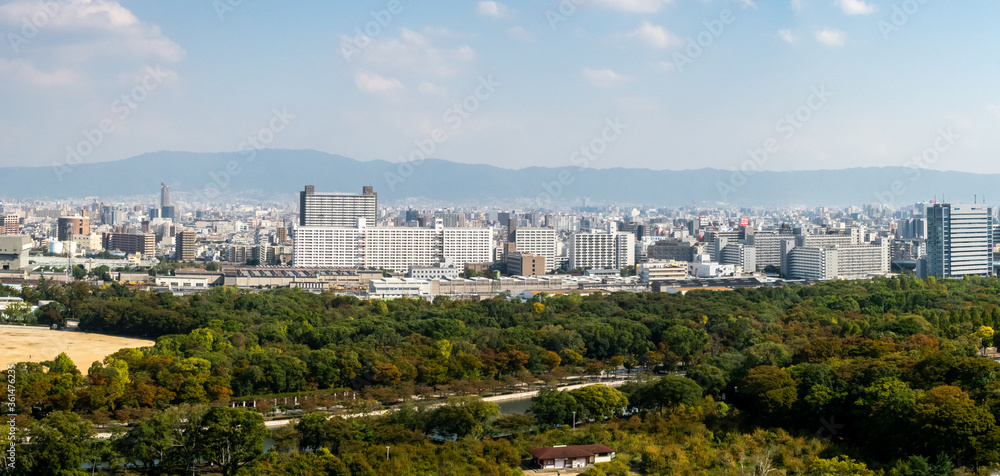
[924,203,994,279]
[175,230,197,261]
[160,183,175,220]
[161,183,170,207]
[299,185,377,227]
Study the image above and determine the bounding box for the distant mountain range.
[0,149,992,207]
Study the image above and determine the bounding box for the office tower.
[497,212,511,228]
[435,212,463,228]
[568,231,635,270]
[176,230,196,261]
[102,232,156,257]
[57,213,90,241]
[648,238,701,262]
[513,228,558,272]
[161,183,170,207]
[2,214,19,235]
[299,185,377,227]
[158,183,176,220]
[275,227,287,244]
[925,203,994,279]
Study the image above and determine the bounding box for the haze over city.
[1,0,998,174]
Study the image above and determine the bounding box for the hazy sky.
[1,0,998,173]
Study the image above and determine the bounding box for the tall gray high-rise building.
[161,183,170,207]
[924,203,993,279]
[299,185,377,227]
[160,183,175,220]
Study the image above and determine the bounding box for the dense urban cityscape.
[4,0,1000,474]
[0,183,992,298]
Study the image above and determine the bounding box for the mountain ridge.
[0,149,991,207]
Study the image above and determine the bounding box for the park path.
[92,377,636,438]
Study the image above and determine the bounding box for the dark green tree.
[197,406,267,476]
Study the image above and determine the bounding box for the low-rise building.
[507,252,545,277]
[409,265,462,280]
[688,254,735,278]
[0,235,31,270]
[527,445,616,471]
[638,260,688,282]
[369,277,432,299]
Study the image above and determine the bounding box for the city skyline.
[1,1,998,174]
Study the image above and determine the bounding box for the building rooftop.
[528,445,615,460]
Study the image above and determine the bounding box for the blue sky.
[1,0,998,173]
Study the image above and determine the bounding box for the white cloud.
[476,1,509,17]
[987,103,1000,120]
[815,27,847,46]
[0,0,185,64]
[778,29,796,44]
[417,81,448,96]
[791,0,805,11]
[592,0,674,13]
[506,26,534,42]
[624,21,682,48]
[351,28,476,79]
[116,65,178,87]
[0,58,79,87]
[735,0,757,9]
[354,71,404,93]
[582,68,629,88]
[836,0,876,15]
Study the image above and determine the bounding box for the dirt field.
[0,326,154,368]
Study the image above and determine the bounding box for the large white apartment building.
[568,231,635,270]
[781,240,890,280]
[514,228,558,272]
[299,185,377,228]
[293,221,492,272]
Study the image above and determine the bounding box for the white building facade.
[293,223,492,273]
[568,231,635,270]
[514,228,558,272]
